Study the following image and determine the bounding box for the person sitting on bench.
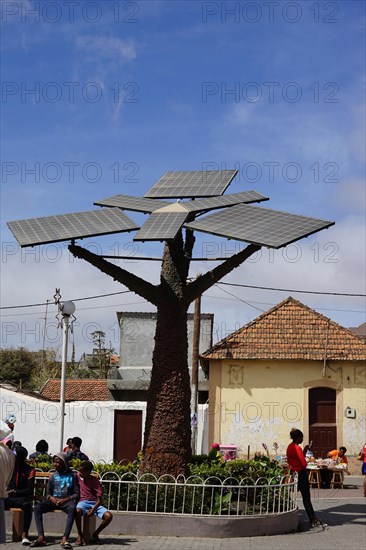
[30,452,79,549]
[4,446,35,546]
[75,460,113,545]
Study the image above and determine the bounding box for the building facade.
[201,297,366,458]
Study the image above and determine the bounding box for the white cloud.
[0,245,160,357]
[331,178,366,214]
[75,35,137,63]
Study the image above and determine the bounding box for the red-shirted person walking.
[286,428,326,529]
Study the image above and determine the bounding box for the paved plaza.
[4,477,365,550]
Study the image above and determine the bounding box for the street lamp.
[190,274,201,455]
[59,300,75,452]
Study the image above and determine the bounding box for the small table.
[307,465,345,489]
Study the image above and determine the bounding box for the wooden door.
[309,387,336,458]
[114,410,143,463]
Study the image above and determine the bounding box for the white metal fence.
[36,471,297,516]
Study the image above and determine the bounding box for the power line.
[204,295,364,314]
[214,284,265,313]
[0,290,131,310]
[0,300,150,317]
[0,282,364,312]
[217,282,366,297]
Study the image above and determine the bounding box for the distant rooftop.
[41,379,110,401]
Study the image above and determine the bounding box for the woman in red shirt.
[360,442,366,497]
[286,428,325,528]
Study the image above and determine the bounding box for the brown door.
[309,387,336,458]
[114,410,143,463]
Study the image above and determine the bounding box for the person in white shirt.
[0,421,16,543]
[2,414,16,449]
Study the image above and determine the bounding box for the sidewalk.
[4,477,365,550]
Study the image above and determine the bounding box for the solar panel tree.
[8,170,334,477]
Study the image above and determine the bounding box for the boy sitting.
[31,452,79,548]
[75,461,113,545]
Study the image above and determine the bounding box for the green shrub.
[189,458,283,481]
[32,455,291,515]
[31,460,53,471]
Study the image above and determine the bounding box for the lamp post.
[59,300,75,452]
[190,274,201,455]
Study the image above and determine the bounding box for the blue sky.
[1,0,365,357]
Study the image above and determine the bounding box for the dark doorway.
[114,410,143,463]
[309,387,336,458]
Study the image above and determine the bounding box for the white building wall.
[0,388,209,460]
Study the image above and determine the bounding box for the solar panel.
[94,194,171,213]
[185,204,334,249]
[134,211,189,241]
[7,208,139,247]
[182,191,269,213]
[144,170,237,198]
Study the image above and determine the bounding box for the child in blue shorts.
[75,461,113,545]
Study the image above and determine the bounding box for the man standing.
[31,453,79,548]
[4,446,35,545]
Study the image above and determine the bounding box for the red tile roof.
[41,379,110,401]
[201,297,366,362]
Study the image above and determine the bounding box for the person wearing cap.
[0,420,16,544]
[31,453,79,549]
[4,446,35,545]
[2,414,16,448]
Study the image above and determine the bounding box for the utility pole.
[190,274,201,455]
[54,289,76,452]
[41,299,49,371]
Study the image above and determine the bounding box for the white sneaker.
[22,538,31,546]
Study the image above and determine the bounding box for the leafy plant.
[212,491,232,514]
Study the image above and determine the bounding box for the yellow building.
[201,297,366,459]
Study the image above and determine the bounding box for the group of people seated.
[23,437,90,465]
[28,452,112,548]
[1,425,112,547]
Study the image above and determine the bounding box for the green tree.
[91,330,114,379]
[28,347,60,391]
[0,347,37,387]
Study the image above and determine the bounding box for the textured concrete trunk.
[140,301,191,477]
[69,237,260,477]
[140,234,192,477]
